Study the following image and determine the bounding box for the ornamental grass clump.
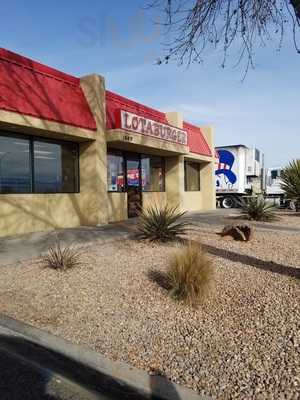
[167,241,214,305]
[239,196,277,221]
[137,204,190,242]
[43,239,83,271]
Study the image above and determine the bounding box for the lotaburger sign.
[120,110,188,146]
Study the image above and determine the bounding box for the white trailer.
[265,167,296,209]
[215,145,265,208]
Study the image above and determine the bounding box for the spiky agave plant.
[240,197,277,221]
[137,204,190,242]
[43,239,83,270]
[280,159,300,212]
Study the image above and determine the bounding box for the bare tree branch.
[146,0,300,74]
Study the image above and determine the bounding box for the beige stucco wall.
[142,192,167,210]
[0,194,87,237]
[0,87,216,238]
[0,73,109,238]
[107,192,128,222]
[182,191,202,212]
[165,155,185,209]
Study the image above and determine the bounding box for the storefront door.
[125,155,142,218]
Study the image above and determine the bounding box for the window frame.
[107,150,125,193]
[0,131,80,195]
[106,150,166,193]
[141,154,165,193]
[184,160,201,192]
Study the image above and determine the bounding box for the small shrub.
[280,159,300,212]
[166,241,214,305]
[239,197,277,221]
[137,204,190,242]
[43,240,83,270]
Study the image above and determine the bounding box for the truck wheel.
[288,200,296,211]
[220,196,236,209]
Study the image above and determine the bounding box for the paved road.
[0,325,114,400]
[0,317,204,400]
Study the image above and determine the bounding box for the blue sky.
[1,0,299,167]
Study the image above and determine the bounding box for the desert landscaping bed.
[0,219,299,399]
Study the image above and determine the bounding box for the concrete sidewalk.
[0,221,137,266]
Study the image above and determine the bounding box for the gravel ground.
[225,210,300,229]
[0,218,299,400]
[267,211,300,228]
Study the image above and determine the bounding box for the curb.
[0,314,210,400]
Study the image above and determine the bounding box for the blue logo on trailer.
[215,149,237,188]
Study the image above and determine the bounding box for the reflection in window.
[107,152,124,192]
[141,155,165,192]
[184,161,200,191]
[0,135,31,193]
[34,140,78,193]
[0,133,79,194]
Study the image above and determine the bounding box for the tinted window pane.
[255,149,260,162]
[141,155,165,192]
[34,140,78,193]
[185,161,200,191]
[0,135,31,193]
[107,152,124,192]
[271,170,278,180]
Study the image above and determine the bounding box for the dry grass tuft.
[43,240,84,271]
[167,241,215,305]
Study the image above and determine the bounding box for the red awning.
[0,48,96,131]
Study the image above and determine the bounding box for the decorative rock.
[238,225,253,241]
[220,224,253,241]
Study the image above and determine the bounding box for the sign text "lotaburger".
[120,110,188,146]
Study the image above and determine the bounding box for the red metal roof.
[183,121,212,157]
[0,48,97,130]
[106,90,212,157]
[106,90,168,129]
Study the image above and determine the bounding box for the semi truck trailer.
[215,145,292,209]
[215,145,264,208]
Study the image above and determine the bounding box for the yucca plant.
[137,204,190,242]
[280,159,300,212]
[167,241,214,305]
[43,239,83,270]
[239,197,277,221]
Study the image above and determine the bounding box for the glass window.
[34,140,79,193]
[107,152,124,192]
[0,133,79,194]
[141,155,165,192]
[185,161,200,191]
[271,170,278,180]
[255,149,260,162]
[0,135,31,193]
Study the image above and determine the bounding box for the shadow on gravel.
[204,244,300,279]
[0,335,183,400]
[147,269,172,290]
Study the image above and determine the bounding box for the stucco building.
[0,48,215,238]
